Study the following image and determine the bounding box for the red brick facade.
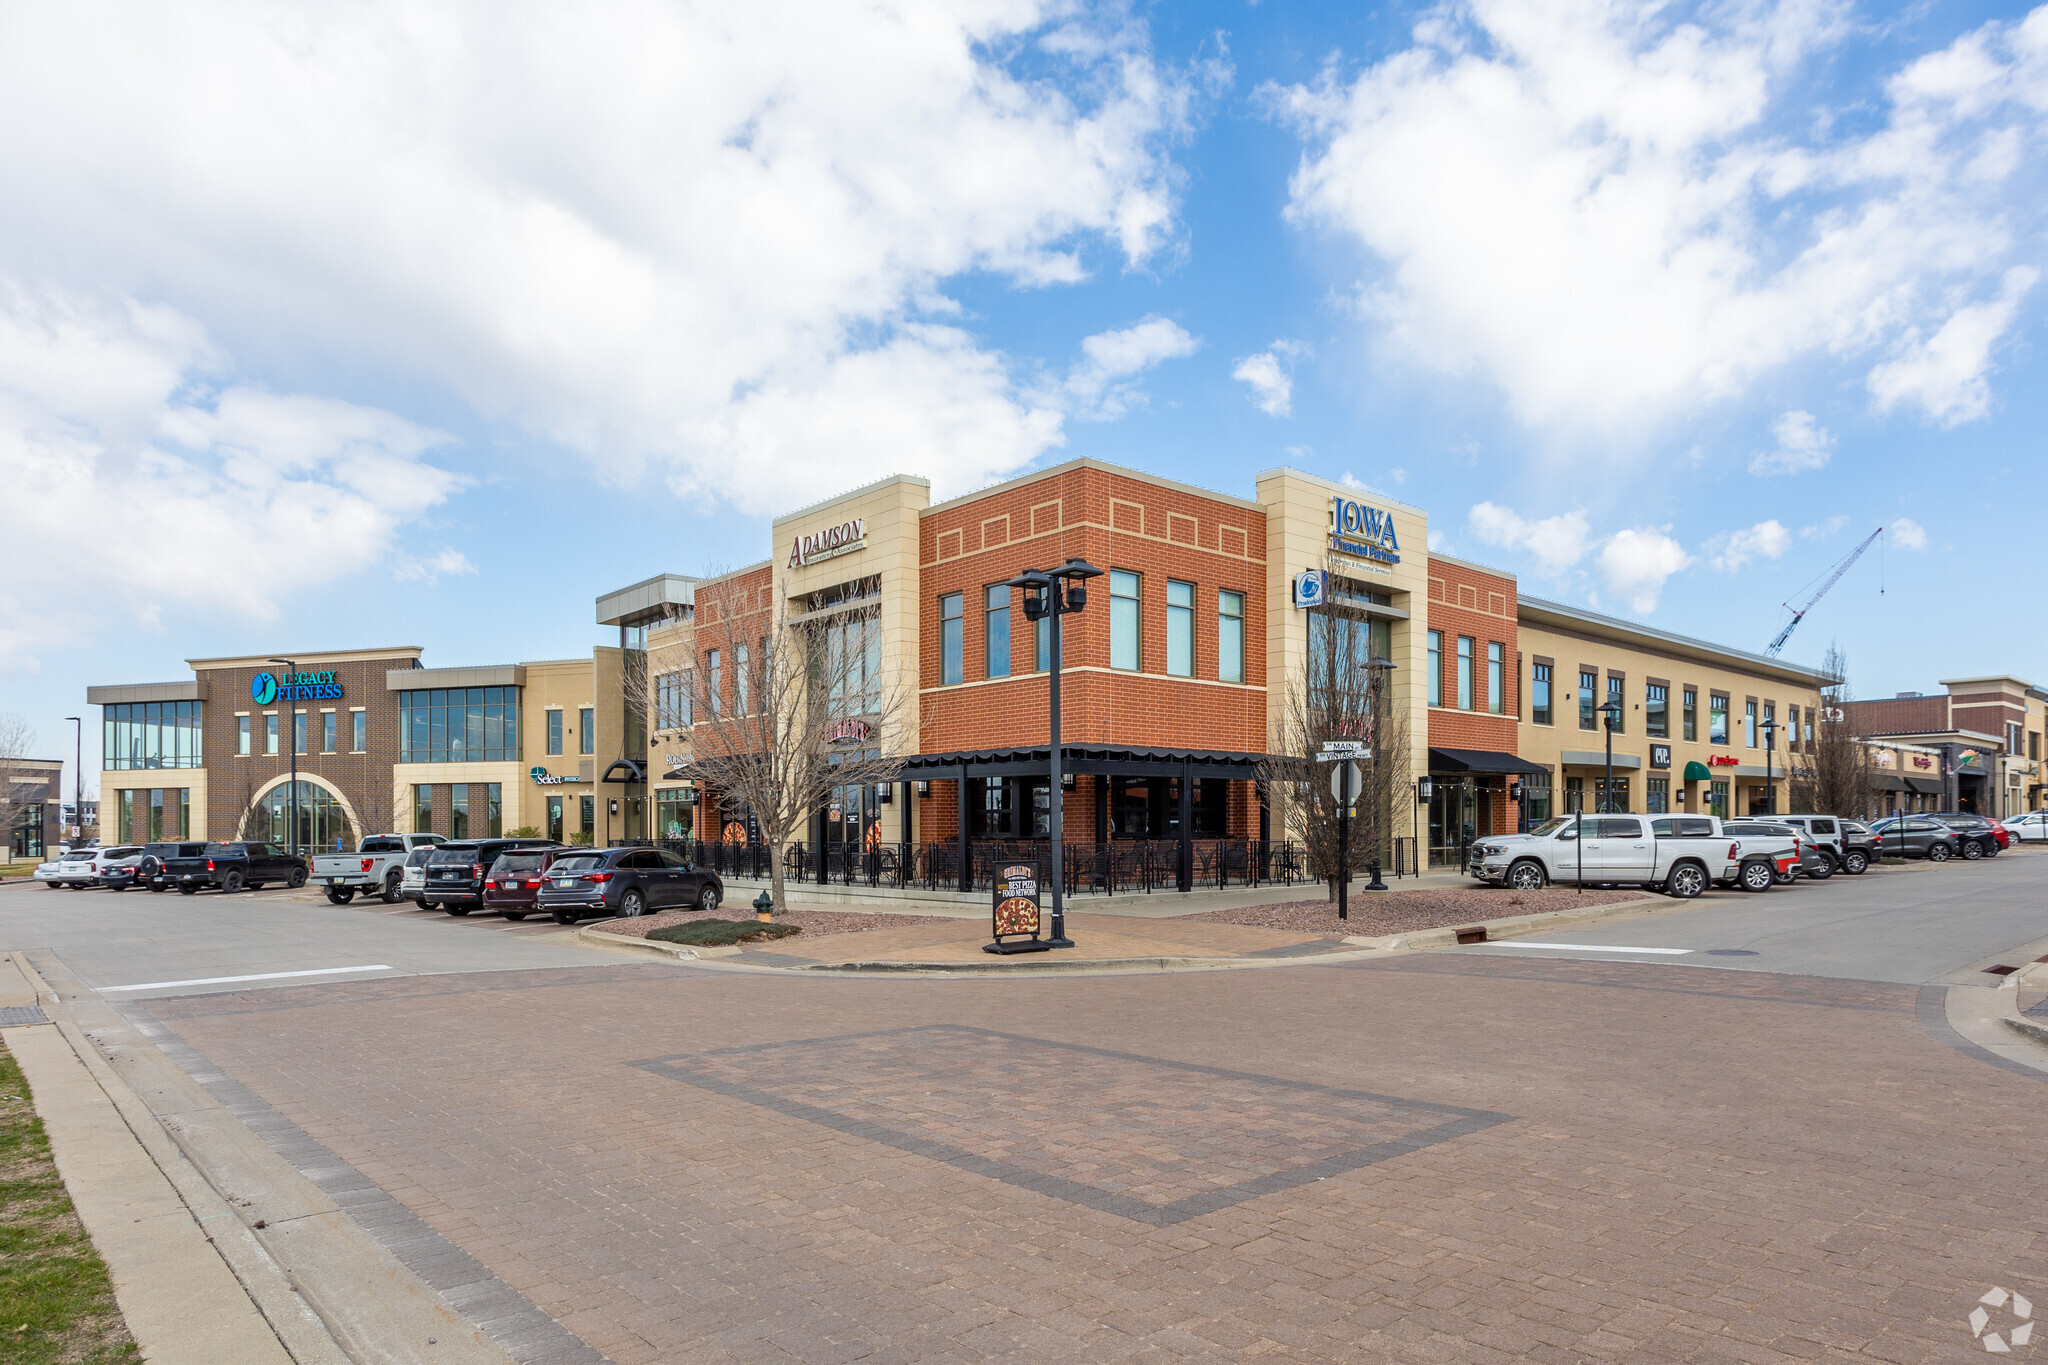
[1840,695,1950,737]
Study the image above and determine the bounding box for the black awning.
[895,744,1266,781]
[600,759,647,784]
[1868,773,1910,792]
[1428,747,1551,777]
[1904,775,1944,795]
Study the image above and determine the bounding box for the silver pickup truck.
[1470,813,1772,897]
[311,833,445,904]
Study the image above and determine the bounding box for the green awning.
[1682,760,1713,781]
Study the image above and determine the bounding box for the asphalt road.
[0,879,631,999]
[1463,847,2048,983]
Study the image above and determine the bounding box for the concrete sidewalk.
[2,949,520,1365]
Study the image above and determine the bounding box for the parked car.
[398,844,439,904]
[96,847,154,891]
[2000,811,2048,843]
[1723,822,1829,883]
[1837,820,1880,872]
[536,847,726,923]
[419,838,559,915]
[161,841,308,894]
[483,847,575,920]
[137,841,210,892]
[1923,813,2003,858]
[47,845,136,888]
[1777,816,1870,875]
[313,832,445,905]
[1469,814,1747,897]
[32,854,75,889]
[1868,816,1963,862]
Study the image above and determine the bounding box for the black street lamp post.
[1011,557,1102,950]
[1598,699,1623,814]
[64,716,81,843]
[1364,656,1396,891]
[1761,718,1779,816]
[268,658,298,857]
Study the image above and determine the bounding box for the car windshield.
[549,854,609,874]
[1529,817,1575,837]
[360,837,405,853]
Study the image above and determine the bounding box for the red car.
[483,846,571,920]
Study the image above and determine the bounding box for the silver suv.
[1776,816,1868,875]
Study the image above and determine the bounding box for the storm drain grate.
[1984,964,2019,976]
[1706,949,1760,957]
[0,1006,50,1027]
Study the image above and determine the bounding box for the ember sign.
[823,717,872,745]
[788,517,867,568]
[985,861,1049,955]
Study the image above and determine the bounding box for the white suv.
[1470,814,1756,897]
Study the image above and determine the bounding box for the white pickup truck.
[312,833,445,904]
[1468,814,1784,897]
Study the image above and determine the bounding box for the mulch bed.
[590,908,957,942]
[1189,886,1652,937]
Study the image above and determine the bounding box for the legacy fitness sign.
[1330,496,1401,567]
[252,670,343,704]
[787,517,867,569]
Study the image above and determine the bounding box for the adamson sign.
[787,518,867,569]
[252,670,344,704]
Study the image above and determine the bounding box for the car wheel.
[697,884,721,912]
[1843,850,1869,875]
[326,887,355,905]
[179,884,198,896]
[288,867,307,888]
[1961,840,1984,860]
[111,883,127,892]
[148,883,166,893]
[1772,865,1797,885]
[1507,860,1546,891]
[502,912,528,922]
[446,904,472,916]
[1739,861,1774,893]
[1667,863,1706,899]
[1807,858,1834,880]
[620,889,646,918]
[552,908,578,926]
[222,870,244,893]
[381,871,403,904]
[418,900,438,912]
[1927,842,1953,862]
[42,882,58,890]
[246,882,264,891]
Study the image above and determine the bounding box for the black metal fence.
[643,837,1308,894]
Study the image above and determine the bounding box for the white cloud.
[1749,411,1835,476]
[1468,501,1593,576]
[1276,0,2048,436]
[0,282,462,669]
[1890,516,1929,550]
[0,0,1199,527]
[1705,519,1791,573]
[1868,267,2040,425]
[1800,515,1848,539]
[1599,527,1693,613]
[1064,317,1199,420]
[392,548,478,584]
[1231,339,1308,416]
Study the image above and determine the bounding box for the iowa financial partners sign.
[788,517,867,568]
[1330,496,1401,567]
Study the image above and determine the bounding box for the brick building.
[1840,675,2048,816]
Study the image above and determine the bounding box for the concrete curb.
[1999,962,2048,1047]
[574,925,742,960]
[13,950,517,1365]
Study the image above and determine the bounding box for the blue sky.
[4,0,2045,795]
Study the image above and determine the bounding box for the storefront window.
[579,795,595,838]
[397,687,520,762]
[255,781,355,851]
[1165,580,1193,677]
[487,784,502,838]
[1427,631,1442,707]
[985,585,1011,678]
[1645,683,1668,738]
[178,788,190,838]
[103,701,205,769]
[655,789,694,842]
[414,785,432,834]
[1487,642,1503,714]
[547,796,564,843]
[1110,572,1140,671]
[940,593,963,685]
[1564,776,1584,813]
[117,789,135,842]
[1647,777,1669,813]
[1531,663,1551,725]
[149,789,163,841]
[1522,775,1552,825]
[1709,694,1729,744]
[1596,776,1629,813]
[1708,779,1729,818]
[1579,671,1597,729]
[451,786,468,840]
[1456,637,1473,710]
[1217,591,1244,683]
[822,610,882,714]
[1683,689,1697,742]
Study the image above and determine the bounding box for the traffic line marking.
[1478,942,1691,956]
[100,965,397,992]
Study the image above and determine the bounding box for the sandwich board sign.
[985,861,1050,955]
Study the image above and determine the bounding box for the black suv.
[536,848,725,924]
[1924,813,2002,859]
[420,839,559,915]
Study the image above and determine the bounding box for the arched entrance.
[242,776,362,853]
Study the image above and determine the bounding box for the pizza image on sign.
[994,896,1040,937]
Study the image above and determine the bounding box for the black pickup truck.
[159,841,309,895]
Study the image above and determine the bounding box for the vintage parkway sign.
[788,517,867,569]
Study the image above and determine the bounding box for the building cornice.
[1518,596,1832,689]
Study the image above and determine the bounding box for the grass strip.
[647,919,803,947]
[0,1037,140,1364]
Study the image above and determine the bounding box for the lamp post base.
[1364,859,1388,892]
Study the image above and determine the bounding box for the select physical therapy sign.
[252,670,343,704]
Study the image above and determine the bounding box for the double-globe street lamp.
[1760,717,1779,816]
[1598,698,1623,815]
[1008,557,1103,951]
[1363,656,1397,893]
[268,657,299,858]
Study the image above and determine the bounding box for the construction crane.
[1765,526,1884,656]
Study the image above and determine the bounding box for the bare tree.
[1261,591,1413,900]
[685,574,906,913]
[0,713,37,860]
[1789,642,1870,816]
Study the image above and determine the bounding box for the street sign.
[1329,760,1364,805]
[1319,739,1366,756]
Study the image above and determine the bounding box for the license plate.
[554,878,573,888]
